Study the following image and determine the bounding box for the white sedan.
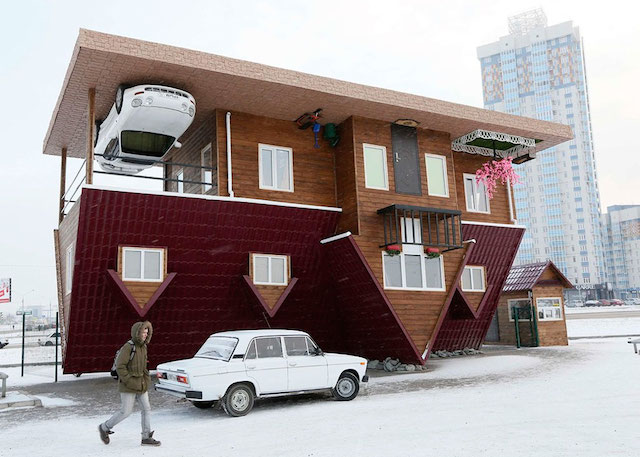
[95,84,196,175]
[155,330,369,416]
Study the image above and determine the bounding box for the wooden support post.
[86,88,96,185]
[58,147,67,224]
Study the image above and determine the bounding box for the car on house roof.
[38,331,61,346]
[154,329,368,416]
[95,84,196,175]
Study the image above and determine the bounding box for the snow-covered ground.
[1,338,639,457]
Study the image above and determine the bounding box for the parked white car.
[155,329,369,416]
[38,331,60,346]
[95,84,196,175]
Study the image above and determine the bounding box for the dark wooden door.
[391,124,421,195]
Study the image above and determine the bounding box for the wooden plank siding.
[334,117,360,235]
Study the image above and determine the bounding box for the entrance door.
[485,311,500,342]
[391,124,421,195]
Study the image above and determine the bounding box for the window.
[65,244,74,295]
[122,247,164,282]
[425,154,449,197]
[176,169,184,193]
[508,298,532,321]
[259,144,293,192]
[461,266,485,292]
[252,254,288,286]
[284,336,310,356]
[201,144,213,193]
[382,252,445,291]
[363,144,389,190]
[536,297,563,320]
[255,337,283,358]
[463,174,490,213]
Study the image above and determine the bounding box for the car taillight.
[156,372,167,379]
[134,91,144,95]
[176,375,189,384]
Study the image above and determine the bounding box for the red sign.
[0,278,11,303]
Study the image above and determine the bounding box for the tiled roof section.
[503,261,549,292]
[44,29,573,158]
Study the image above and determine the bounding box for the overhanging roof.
[44,29,573,159]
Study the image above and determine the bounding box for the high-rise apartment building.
[602,205,640,300]
[477,9,607,297]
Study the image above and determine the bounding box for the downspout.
[225,111,234,198]
[507,178,517,224]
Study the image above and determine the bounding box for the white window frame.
[363,143,389,190]
[508,298,532,322]
[536,297,564,321]
[463,173,490,214]
[425,153,449,197]
[461,265,486,292]
[201,143,213,193]
[177,169,184,194]
[122,247,165,282]
[258,144,294,192]
[65,244,74,295]
[382,251,445,291]
[252,254,289,286]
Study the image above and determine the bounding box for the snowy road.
[1,339,638,457]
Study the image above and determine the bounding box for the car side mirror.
[174,141,182,149]
[313,347,324,356]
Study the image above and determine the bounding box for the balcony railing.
[377,204,463,252]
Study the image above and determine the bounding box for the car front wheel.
[222,384,254,417]
[332,372,359,401]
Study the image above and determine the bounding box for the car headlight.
[131,98,142,107]
[180,102,188,112]
[145,96,154,105]
[188,106,195,117]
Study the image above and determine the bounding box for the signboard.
[0,278,10,303]
[16,310,32,316]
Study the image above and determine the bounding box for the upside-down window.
[201,144,213,193]
[461,266,485,292]
[536,297,563,321]
[259,144,293,192]
[252,254,289,286]
[122,247,165,282]
[463,173,490,213]
[363,144,389,190]
[177,169,184,194]
[65,244,74,295]
[425,153,449,197]
[508,298,532,322]
[382,253,445,291]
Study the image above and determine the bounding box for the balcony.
[377,204,463,252]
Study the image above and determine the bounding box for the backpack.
[110,340,136,380]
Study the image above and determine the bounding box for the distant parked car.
[38,332,60,346]
[0,340,8,349]
[631,298,640,305]
[566,301,584,308]
[584,300,601,307]
[95,84,196,175]
[155,329,369,417]
[608,299,624,306]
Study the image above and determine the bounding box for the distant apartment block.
[477,9,607,297]
[602,205,640,300]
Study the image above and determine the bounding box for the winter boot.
[141,431,161,446]
[98,424,113,445]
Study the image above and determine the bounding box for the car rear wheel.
[191,401,215,409]
[222,384,254,417]
[332,372,359,401]
[115,84,127,114]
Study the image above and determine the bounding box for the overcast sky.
[0,0,638,314]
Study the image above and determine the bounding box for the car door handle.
[288,362,297,367]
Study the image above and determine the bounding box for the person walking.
[98,321,160,446]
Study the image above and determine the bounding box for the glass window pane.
[177,170,184,193]
[477,181,488,212]
[464,177,476,210]
[285,336,309,356]
[472,268,484,290]
[306,337,319,354]
[261,148,273,187]
[256,337,283,358]
[276,149,291,190]
[384,255,402,287]
[254,256,269,283]
[245,341,257,360]
[124,250,142,279]
[144,251,161,280]
[425,257,443,289]
[271,257,286,284]
[426,156,446,196]
[461,268,472,290]
[401,217,422,245]
[364,146,386,189]
[405,255,423,288]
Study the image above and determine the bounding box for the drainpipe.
[507,178,517,224]
[226,111,234,198]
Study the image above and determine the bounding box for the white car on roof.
[155,329,369,416]
[95,84,196,175]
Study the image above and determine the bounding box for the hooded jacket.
[115,321,152,394]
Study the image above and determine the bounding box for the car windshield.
[195,336,238,361]
[120,131,175,157]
